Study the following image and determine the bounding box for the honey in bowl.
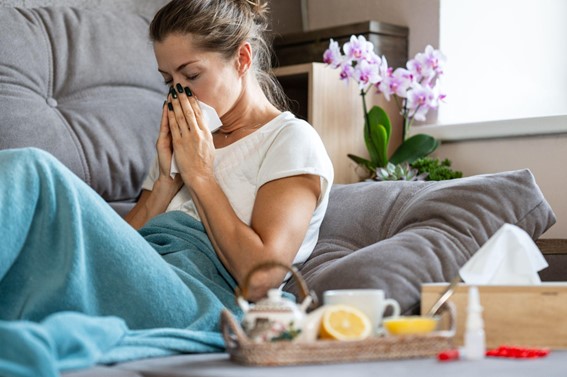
[382,316,439,335]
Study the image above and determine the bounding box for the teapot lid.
[251,289,297,313]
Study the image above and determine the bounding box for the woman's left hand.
[167,85,216,188]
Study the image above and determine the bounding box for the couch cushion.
[284,169,556,314]
[0,7,165,203]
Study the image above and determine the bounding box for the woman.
[126,0,334,299]
[0,0,332,337]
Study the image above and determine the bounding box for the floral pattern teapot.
[236,261,317,342]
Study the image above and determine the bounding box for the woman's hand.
[124,100,184,229]
[167,85,216,188]
[155,101,183,189]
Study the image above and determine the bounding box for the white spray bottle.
[463,286,486,360]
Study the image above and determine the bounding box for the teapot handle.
[235,261,317,308]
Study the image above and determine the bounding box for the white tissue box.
[421,283,567,349]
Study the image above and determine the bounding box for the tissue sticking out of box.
[459,223,548,285]
[170,101,222,178]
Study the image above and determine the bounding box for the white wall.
[438,0,567,124]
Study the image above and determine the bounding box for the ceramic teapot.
[236,261,316,342]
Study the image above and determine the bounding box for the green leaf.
[363,106,391,168]
[389,134,440,165]
[363,125,380,168]
[410,157,463,181]
[347,154,375,172]
[368,123,389,167]
[367,106,391,142]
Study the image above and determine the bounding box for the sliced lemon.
[319,305,372,341]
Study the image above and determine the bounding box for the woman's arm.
[190,174,320,300]
[124,181,179,230]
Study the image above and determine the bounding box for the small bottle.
[463,286,486,360]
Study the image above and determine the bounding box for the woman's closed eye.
[185,74,199,81]
[163,74,199,87]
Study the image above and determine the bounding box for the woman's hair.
[149,0,289,111]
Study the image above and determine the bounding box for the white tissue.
[459,223,548,285]
[170,101,222,178]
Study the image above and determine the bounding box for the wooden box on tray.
[421,283,567,349]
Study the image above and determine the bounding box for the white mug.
[323,289,401,334]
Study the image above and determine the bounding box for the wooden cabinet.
[272,21,409,70]
[274,62,403,184]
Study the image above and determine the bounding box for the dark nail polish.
[184,86,193,97]
[167,102,173,111]
[176,83,184,94]
[163,100,167,107]
[169,87,177,99]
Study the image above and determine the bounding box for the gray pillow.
[284,169,556,314]
[0,7,165,203]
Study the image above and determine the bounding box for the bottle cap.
[466,286,484,329]
[468,286,482,311]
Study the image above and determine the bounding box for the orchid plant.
[324,35,446,178]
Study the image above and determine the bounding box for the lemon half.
[319,305,372,341]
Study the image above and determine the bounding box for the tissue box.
[421,283,567,349]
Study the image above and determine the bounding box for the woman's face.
[153,33,243,117]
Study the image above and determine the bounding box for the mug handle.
[375,298,401,336]
[384,298,401,318]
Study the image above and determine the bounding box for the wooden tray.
[221,303,456,366]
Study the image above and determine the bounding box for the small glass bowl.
[382,316,440,335]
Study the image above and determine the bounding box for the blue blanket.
[0,148,243,377]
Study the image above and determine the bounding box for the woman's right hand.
[156,101,183,189]
[124,102,182,229]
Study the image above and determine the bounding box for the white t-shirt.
[141,111,334,265]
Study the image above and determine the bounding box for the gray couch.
[1,1,564,376]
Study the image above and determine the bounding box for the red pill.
[437,349,460,361]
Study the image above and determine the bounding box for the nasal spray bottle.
[463,286,486,360]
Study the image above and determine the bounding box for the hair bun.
[241,0,269,22]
